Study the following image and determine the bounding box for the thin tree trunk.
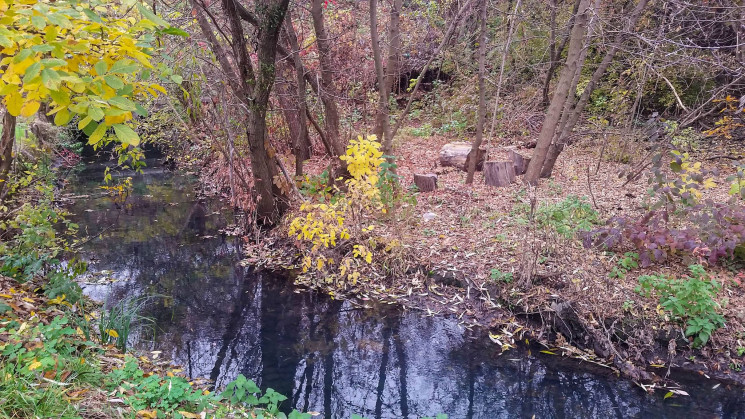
[466,0,488,184]
[390,0,476,140]
[284,15,311,176]
[524,0,592,184]
[310,0,344,157]
[541,0,581,107]
[539,0,650,178]
[0,110,16,203]
[370,0,392,152]
[486,0,521,144]
[372,0,402,156]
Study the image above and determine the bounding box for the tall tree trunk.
[372,0,402,156]
[0,110,16,202]
[285,17,310,175]
[541,0,581,107]
[370,0,391,151]
[524,0,592,184]
[539,0,650,178]
[466,0,488,184]
[223,0,290,224]
[487,0,521,143]
[310,0,344,157]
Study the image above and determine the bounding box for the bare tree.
[466,0,488,184]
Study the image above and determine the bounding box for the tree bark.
[0,110,16,202]
[283,15,311,176]
[539,0,650,178]
[370,0,392,152]
[541,0,581,107]
[372,0,402,156]
[524,0,592,184]
[508,149,530,175]
[222,0,290,224]
[466,0,488,184]
[484,161,516,187]
[310,0,344,157]
[413,173,438,192]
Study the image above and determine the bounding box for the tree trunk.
[283,15,311,176]
[310,0,344,157]
[541,0,581,107]
[524,0,592,184]
[539,143,564,178]
[484,161,516,187]
[370,0,392,152]
[466,0,488,184]
[0,110,16,202]
[413,173,438,192]
[222,0,290,224]
[540,0,650,177]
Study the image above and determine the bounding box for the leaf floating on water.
[540,350,557,355]
[664,391,673,400]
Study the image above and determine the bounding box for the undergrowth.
[636,265,726,348]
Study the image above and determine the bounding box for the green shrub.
[534,195,599,237]
[636,265,726,347]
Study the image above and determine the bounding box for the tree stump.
[439,142,486,171]
[484,161,516,187]
[413,173,438,192]
[507,150,530,175]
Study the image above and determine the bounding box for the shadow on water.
[65,162,745,419]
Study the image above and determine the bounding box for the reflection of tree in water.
[68,170,745,419]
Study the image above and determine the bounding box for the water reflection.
[67,165,745,419]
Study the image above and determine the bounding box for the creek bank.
[243,233,745,390]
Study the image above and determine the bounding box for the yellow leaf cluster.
[0,0,169,148]
[289,135,389,288]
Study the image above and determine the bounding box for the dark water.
[65,162,745,419]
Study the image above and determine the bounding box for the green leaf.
[23,62,42,83]
[134,103,148,117]
[109,60,139,75]
[104,75,124,89]
[41,58,67,68]
[13,49,33,63]
[88,123,108,145]
[170,74,183,85]
[31,15,46,30]
[88,105,104,121]
[94,60,108,76]
[78,115,94,130]
[160,27,190,37]
[136,4,169,27]
[664,391,673,400]
[41,69,62,90]
[108,96,137,111]
[113,124,140,146]
[54,107,73,126]
[82,8,104,24]
[0,34,13,48]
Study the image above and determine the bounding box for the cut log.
[484,161,516,187]
[413,173,438,192]
[507,150,530,175]
[439,142,486,171]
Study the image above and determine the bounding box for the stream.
[65,160,745,418]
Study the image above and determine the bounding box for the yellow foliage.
[289,135,387,288]
[0,0,172,148]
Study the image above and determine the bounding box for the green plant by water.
[636,265,726,347]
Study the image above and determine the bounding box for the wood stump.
[507,150,530,175]
[439,142,486,171]
[413,173,438,192]
[484,161,516,187]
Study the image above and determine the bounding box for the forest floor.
[248,130,745,389]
